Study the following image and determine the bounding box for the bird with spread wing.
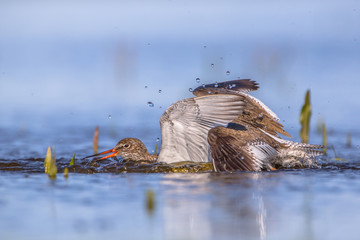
[85,79,322,172]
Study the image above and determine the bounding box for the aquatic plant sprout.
[44,146,57,179]
[70,152,76,166]
[300,90,311,143]
[93,126,99,154]
[322,123,327,155]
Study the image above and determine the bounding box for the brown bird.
[85,79,322,172]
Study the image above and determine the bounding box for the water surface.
[1,124,359,240]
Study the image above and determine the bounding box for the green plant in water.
[64,152,76,178]
[44,146,51,174]
[44,146,57,179]
[300,90,312,143]
[322,123,327,155]
[93,126,99,154]
[154,144,158,155]
[70,152,76,166]
[146,189,155,215]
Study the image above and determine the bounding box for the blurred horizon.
[1,0,359,132]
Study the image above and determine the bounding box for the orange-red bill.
[84,148,118,160]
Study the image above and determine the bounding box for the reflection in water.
[302,176,314,240]
[160,173,275,240]
[1,169,360,239]
[161,173,212,240]
[257,196,266,240]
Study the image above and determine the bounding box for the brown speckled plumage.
[113,138,158,161]
[86,79,323,172]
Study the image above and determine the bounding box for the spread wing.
[193,79,290,138]
[192,79,259,97]
[158,94,246,163]
[158,78,291,167]
[232,93,291,138]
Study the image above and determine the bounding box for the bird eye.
[124,144,130,148]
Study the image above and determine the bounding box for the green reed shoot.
[93,126,99,154]
[44,146,57,179]
[64,152,76,178]
[44,146,51,174]
[300,90,311,143]
[154,144,158,155]
[70,152,76,166]
[322,123,327,155]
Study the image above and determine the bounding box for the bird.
[85,79,322,172]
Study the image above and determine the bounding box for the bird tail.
[259,129,323,168]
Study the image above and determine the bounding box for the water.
[1,1,360,239]
[1,123,360,240]
[1,167,360,240]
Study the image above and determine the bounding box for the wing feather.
[158,94,245,163]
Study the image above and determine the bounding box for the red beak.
[84,148,118,160]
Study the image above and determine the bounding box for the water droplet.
[156,138,160,142]
[202,84,206,88]
[214,82,218,88]
[196,78,200,83]
[158,89,162,93]
[147,102,154,107]
[226,70,230,75]
[211,63,214,68]
[108,115,112,119]
[145,86,148,89]
[189,88,193,92]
